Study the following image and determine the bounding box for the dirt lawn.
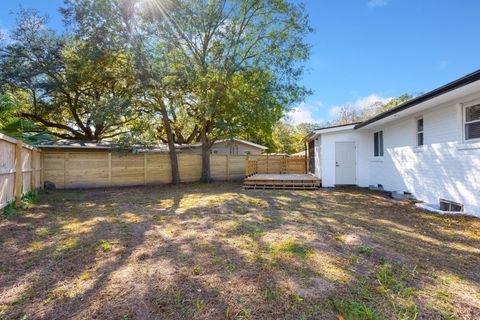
[1,183,479,320]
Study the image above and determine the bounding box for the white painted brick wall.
[314,136,321,178]
[315,92,480,217]
[367,98,480,216]
[319,130,371,187]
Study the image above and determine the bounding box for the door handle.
[335,162,339,167]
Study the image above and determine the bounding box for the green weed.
[273,240,313,259]
[3,202,15,218]
[100,240,111,251]
[175,290,183,306]
[334,300,379,320]
[195,297,205,311]
[236,221,265,239]
[22,191,39,206]
[263,286,283,301]
[192,265,202,275]
[358,245,373,256]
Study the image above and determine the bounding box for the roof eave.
[355,69,480,129]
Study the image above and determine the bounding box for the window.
[465,104,480,140]
[439,199,463,212]
[373,131,384,157]
[416,117,424,146]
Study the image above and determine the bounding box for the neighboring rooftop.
[36,138,268,152]
[36,140,174,152]
[314,122,362,131]
[307,122,361,139]
[189,138,268,150]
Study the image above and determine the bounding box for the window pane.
[466,122,480,140]
[417,118,423,132]
[379,131,384,156]
[417,132,424,146]
[466,105,480,122]
[374,132,379,156]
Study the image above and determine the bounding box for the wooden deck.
[243,174,321,190]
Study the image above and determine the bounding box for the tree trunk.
[158,100,181,184]
[200,127,211,183]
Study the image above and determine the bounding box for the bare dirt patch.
[1,183,479,319]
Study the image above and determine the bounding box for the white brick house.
[307,70,480,217]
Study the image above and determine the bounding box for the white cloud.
[328,105,345,117]
[368,0,389,8]
[328,93,393,118]
[355,94,392,110]
[285,100,324,125]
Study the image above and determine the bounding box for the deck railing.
[246,156,306,177]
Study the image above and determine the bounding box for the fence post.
[108,152,112,186]
[144,152,148,185]
[31,150,36,191]
[14,141,23,206]
[64,152,69,188]
[40,150,44,188]
[226,154,230,180]
[266,154,269,173]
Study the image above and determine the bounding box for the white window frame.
[373,130,384,157]
[416,116,424,147]
[463,100,480,143]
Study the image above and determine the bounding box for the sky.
[1,0,479,125]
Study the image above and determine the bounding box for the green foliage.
[375,263,418,319]
[270,122,318,154]
[358,245,373,256]
[1,0,313,183]
[272,239,313,259]
[0,6,144,141]
[175,290,184,306]
[334,300,379,320]
[0,93,53,143]
[192,265,202,275]
[236,221,265,239]
[137,0,313,180]
[375,263,416,296]
[3,190,40,218]
[99,240,111,251]
[381,94,414,112]
[263,286,283,301]
[194,297,205,311]
[328,94,414,126]
[22,191,39,207]
[2,202,16,218]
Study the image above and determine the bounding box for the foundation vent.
[439,199,463,212]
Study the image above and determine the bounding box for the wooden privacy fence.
[245,156,306,177]
[0,133,42,209]
[41,149,296,189]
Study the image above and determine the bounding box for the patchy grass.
[0,183,479,319]
[358,245,373,256]
[271,239,313,259]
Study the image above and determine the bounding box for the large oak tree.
[0,7,143,141]
[148,0,312,181]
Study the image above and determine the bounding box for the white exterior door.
[335,142,356,185]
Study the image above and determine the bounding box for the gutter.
[355,69,480,129]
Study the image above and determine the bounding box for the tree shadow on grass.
[1,183,479,319]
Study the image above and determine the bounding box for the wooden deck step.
[243,173,321,190]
